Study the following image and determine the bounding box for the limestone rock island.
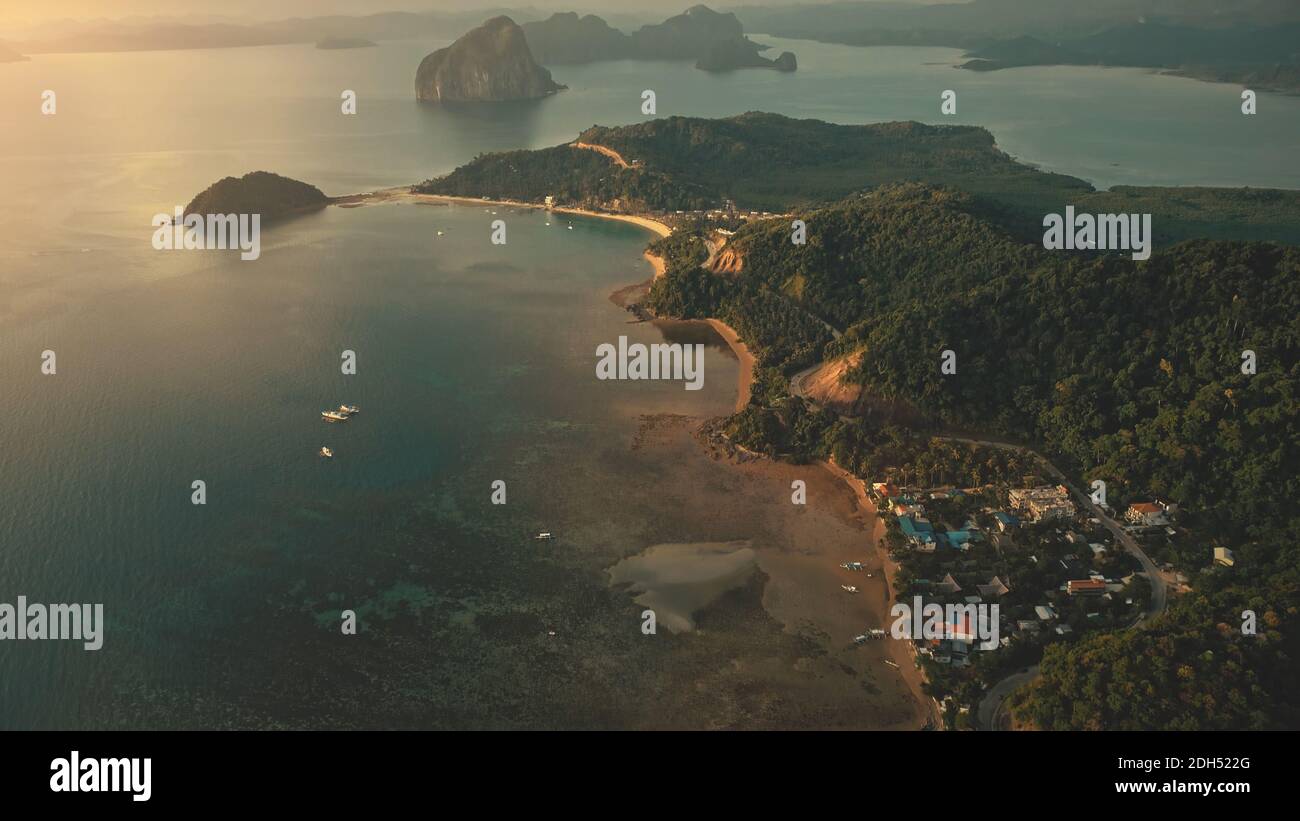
[415,16,565,103]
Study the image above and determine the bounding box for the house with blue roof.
[898,515,937,548]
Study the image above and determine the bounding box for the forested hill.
[415,113,1300,246]
[657,183,1298,546]
[648,182,1299,727]
[417,113,1090,215]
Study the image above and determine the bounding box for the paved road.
[788,361,821,400]
[976,665,1039,731]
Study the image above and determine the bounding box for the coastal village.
[867,470,1203,728]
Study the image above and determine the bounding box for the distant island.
[415,16,564,103]
[0,41,28,62]
[184,171,329,222]
[315,36,376,50]
[522,5,797,73]
[519,12,629,65]
[697,40,796,73]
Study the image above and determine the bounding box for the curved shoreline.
[334,188,672,238]
[342,189,755,414]
[334,184,924,726]
[702,319,754,413]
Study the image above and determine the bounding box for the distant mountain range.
[2,8,526,54]
[737,0,1300,92]
[737,0,1300,41]
[3,4,796,77]
[960,22,1300,92]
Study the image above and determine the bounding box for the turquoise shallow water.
[1,35,1297,727]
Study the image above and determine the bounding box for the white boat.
[322,410,350,422]
[533,532,555,541]
[339,405,360,415]
[883,659,900,669]
[840,585,858,593]
[853,634,869,644]
[319,447,333,458]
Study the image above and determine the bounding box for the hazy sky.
[2,0,947,29]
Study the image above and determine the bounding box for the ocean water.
[1,35,1297,728]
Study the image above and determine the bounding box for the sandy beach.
[703,319,755,412]
[644,250,666,279]
[820,458,940,727]
[334,188,672,239]
[595,414,934,729]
